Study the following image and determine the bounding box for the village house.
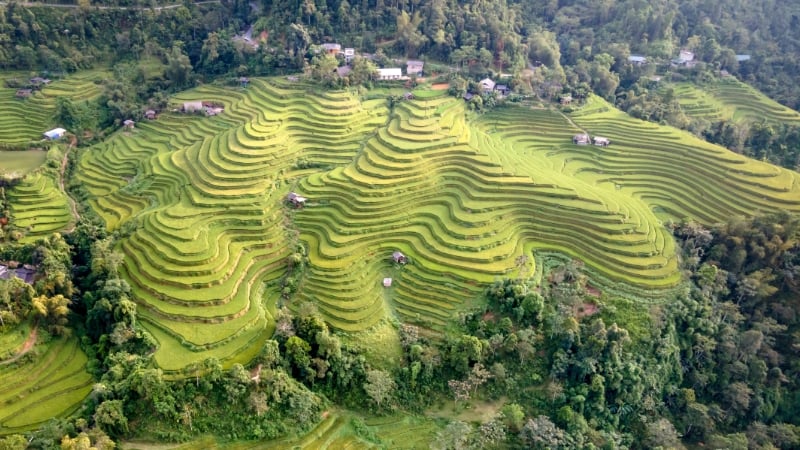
[403,92,414,100]
[735,54,751,62]
[183,101,204,113]
[406,60,424,76]
[560,95,573,105]
[593,136,611,147]
[145,110,157,120]
[43,128,66,140]
[377,68,402,80]
[479,77,496,92]
[123,119,135,130]
[15,89,32,99]
[286,192,307,208]
[392,251,408,264]
[0,263,37,284]
[573,133,590,145]
[383,277,392,287]
[494,84,511,97]
[672,49,696,68]
[29,77,51,86]
[628,55,647,65]
[321,43,342,55]
[336,66,352,78]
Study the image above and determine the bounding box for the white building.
[43,128,66,140]
[344,48,355,63]
[377,68,403,80]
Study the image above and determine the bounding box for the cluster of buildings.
[318,42,426,81]
[462,77,512,101]
[15,77,52,99]
[182,101,225,116]
[573,134,610,147]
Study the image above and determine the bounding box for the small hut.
[573,133,590,145]
[392,251,408,264]
[593,136,610,147]
[383,277,393,287]
[15,89,32,99]
[239,77,250,88]
[560,95,573,105]
[123,119,135,130]
[287,192,307,208]
[145,110,157,120]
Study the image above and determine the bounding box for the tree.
[432,420,472,450]
[520,416,571,449]
[308,53,340,87]
[94,400,128,437]
[164,42,193,89]
[348,57,377,86]
[32,294,71,336]
[363,369,396,409]
[395,11,428,57]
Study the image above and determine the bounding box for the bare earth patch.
[431,83,449,90]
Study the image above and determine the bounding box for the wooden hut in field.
[392,251,408,264]
[287,192,307,208]
[572,133,590,145]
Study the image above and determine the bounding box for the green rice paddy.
[68,79,800,374]
[0,332,93,434]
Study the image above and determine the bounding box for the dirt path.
[59,140,80,233]
[0,325,37,366]
[557,109,589,135]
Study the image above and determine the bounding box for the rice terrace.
[70,76,800,372]
[3,68,800,445]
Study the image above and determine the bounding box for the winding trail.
[0,325,37,366]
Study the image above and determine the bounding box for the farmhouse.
[145,110,157,120]
[15,89,32,98]
[479,78,496,92]
[43,128,66,140]
[573,133,590,145]
[495,84,511,97]
[377,68,402,80]
[183,101,204,113]
[403,92,414,100]
[123,119,135,130]
[735,54,751,62]
[406,60,424,76]
[593,136,611,147]
[560,95,573,105]
[287,192,307,207]
[383,277,392,287]
[392,251,408,264]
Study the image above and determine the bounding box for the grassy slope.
[0,150,48,176]
[73,79,800,376]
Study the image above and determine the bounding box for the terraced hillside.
[75,79,800,373]
[668,79,800,125]
[0,333,93,434]
[75,78,389,372]
[479,96,800,226]
[6,169,72,243]
[0,70,107,145]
